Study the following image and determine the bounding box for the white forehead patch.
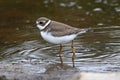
[36,20,51,30]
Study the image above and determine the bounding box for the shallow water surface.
[1,26,120,72]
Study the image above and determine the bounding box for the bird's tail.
[78,28,93,35]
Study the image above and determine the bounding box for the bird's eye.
[39,21,43,24]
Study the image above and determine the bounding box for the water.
[0,0,120,73]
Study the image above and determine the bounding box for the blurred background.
[0,0,120,72]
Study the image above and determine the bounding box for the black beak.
[33,23,37,27]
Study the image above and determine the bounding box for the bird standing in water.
[35,17,90,67]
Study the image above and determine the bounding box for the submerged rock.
[67,72,120,80]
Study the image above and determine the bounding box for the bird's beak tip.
[33,23,36,27]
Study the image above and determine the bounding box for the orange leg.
[71,40,76,67]
[59,44,63,66]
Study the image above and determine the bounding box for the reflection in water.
[0,0,120,72]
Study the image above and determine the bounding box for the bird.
[35,17,91,67]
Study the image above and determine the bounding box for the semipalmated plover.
[35,17,90,67]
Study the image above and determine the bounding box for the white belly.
[40,31,77,44]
